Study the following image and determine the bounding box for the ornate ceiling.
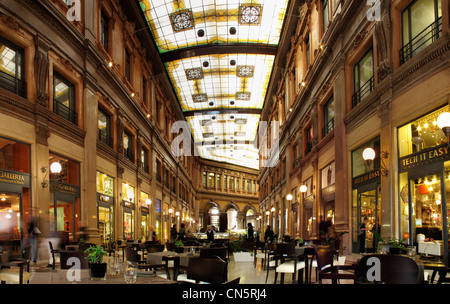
[139,0,290,169]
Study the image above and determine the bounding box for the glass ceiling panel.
[139,0,289,53]
[187,113,260,142]
[138,0,290,169]
[166,53,274,111]
[197,143,259,170]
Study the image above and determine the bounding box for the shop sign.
[0,169,30,186]
[50,180,79,195]
[122,200,135,209]
[352,169,380,187]
[399,144,450,171]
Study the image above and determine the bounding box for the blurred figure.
[178,223,186,242]
[206,225,214,243]
[149,226,158,242]
[264,225,274,243]
[26,208,40,264]
[170,224,177,243]
[247,223,254,242]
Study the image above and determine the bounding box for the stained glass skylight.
[139,0,290,169]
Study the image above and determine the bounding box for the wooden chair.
[224,277,240,284]
[0,246,32,284]
[200,247,228,282]
[185,257,227,284]
[354,254,424,284]
[264,243,277,283]
[59,250,89,270]
[254,241,266,268]
[273,242,305,284]
[314,246,355,284]
[125,247,169,277]
[165,242,176,252]
[49,241,60,270]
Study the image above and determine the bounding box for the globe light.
[437,112,450,130]
[50,162,62,174]
[362,147,376,161]
[299,185,307,193]
[286,194,293,201]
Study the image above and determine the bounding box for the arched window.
[227,208,238,230]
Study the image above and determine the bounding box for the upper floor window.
[98,107,112,147]
[305,125,313,156]
[53,72,77,125]
[292,143,298,169]
[400,0,442,65]
[141,147,149,173]
[0,37,26,98]
[125,48,131,82]
[323,0,330,33]
[223,175,227,189]
[123,131,133,161]
[305,35,311,68]
[156,159,162,182]
[202,171,207,187]
[352,48,374,108]
[322,96,335,138]
[100,11,110,52]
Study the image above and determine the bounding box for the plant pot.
[233,252,254,262]
[89,262,107,280]
[175,247,184,253]
[389,247,401,255]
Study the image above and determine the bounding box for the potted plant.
[84,245,107,280]
[387,238,407,254]
[174,240,184,253]
[230,240,254,262]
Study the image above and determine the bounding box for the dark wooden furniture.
[49,241,60,270]
[185,257,227,284]
[315,246,356,284]
[272,242,304,284]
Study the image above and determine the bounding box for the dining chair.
[273,242,305,284]
[354,254,424,284]
[254,241,266,268]
[59,250,89,270]
[0,246,32,284]
[200,247,228,282]
[185,256,227,284]
[49,241,60,270]
[264,243,277,283]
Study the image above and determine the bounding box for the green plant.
[320,227,348,252]
[388,238,407,250]
[229,240,252,253]
[175,240,184,248]
[84,245,107,264]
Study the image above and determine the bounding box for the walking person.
[27,209,40,264]
[247,223,254,242]
[358,217,369,253]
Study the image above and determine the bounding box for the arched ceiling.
[139,0,290,169]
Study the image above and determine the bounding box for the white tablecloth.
[147,251,199,267]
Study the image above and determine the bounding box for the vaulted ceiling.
[138,0,290,169]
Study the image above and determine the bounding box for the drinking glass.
[407,246,416,257]
[124,262,137,283]
[109,257,121,275]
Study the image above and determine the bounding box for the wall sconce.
[362,147,389,176]
[41,161,62,188]
[270,207,275,212]
[168,208,174,215]
[145,198,152,206]
[437,112,450,147]
[286,194,293,201]
[299,185,307,193]
[265,210,270,215]
[175,211,180,217]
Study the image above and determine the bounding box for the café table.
[30,268,175,284]
[415,256,448,284]
[147,251,199,281]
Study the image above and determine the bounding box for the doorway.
[352,183,381,253]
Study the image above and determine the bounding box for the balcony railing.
[352,76,374,108]
[0,70,26,98]
[322,117,335,138]
[98,128,113,147]
[400,17,442,65]
[53,99,78,125]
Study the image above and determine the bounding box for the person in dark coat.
[247,223,254,241]
[206,225,214,242]
[264,225,274,243]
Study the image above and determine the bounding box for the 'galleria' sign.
[0,169,30,186]
[399,144,450,171]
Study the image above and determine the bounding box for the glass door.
[98,205,113,247]
[353,184,381,253]
[410,172,445,260]
[50,199,75,242]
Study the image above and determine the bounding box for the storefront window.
[96,171,113,196]
[398,105,449,158]
[122,183,135,240]
[140,191,150,240]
